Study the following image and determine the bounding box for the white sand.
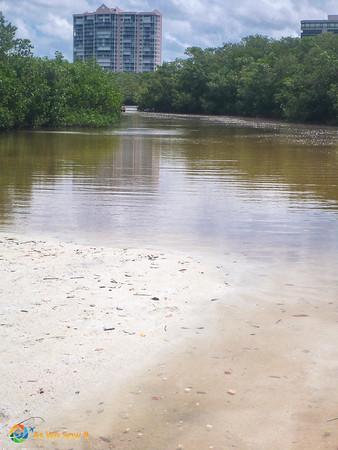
[0,234,227,437]
[1,234,338,450]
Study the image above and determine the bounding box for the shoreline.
[1,233,338,449]
[0,233,227,446]
[2,110,338,136]
[139,111,338,131]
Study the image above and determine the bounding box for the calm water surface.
[0,113,338,264]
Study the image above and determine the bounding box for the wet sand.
[1,235,338,450]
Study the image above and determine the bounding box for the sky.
[0,0,337,62]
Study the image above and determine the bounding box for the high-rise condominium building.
[73,4,162,72]
[301,15,338,37]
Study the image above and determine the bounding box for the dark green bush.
[0,12,121,130]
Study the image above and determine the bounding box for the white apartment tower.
[73,4,162,72]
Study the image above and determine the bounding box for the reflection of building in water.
[115,136,160,178]
[78,134,162,234]
[0,130,163,228]
[96,134,161,190]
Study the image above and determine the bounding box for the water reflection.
[0,114,337,256]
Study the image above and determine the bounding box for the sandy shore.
[1,234,338,450]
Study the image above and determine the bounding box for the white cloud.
[165,32,190,49]
[11,17,36,41]
[37,14,73,41]
[0,0,8,12]
[0,0,337,61]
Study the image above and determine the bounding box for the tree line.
[0,12,121,130]
[2,10,338,128]
[138,34,338,124]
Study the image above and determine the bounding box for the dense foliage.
[3,8,338,127]
[0,13,121,129]
[139,34,338,124]
[112,72,151,105]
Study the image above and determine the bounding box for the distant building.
[301,15,338,37]
[73,4,162,72]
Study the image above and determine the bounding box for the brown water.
[0,113,338,263]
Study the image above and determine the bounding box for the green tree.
[0,13,121,130]
[0,12,33,58]
[139,33,338,124]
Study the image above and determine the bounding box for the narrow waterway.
[1,113,338,261]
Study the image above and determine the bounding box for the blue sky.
[0,0,336,61]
